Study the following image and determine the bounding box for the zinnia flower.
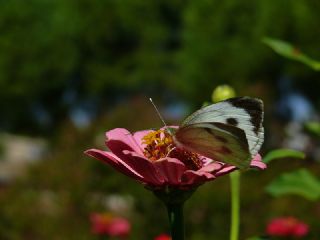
[85,127,266,189]
[154,233,171,240]
[90,213,131,237]
[266,216,309,237]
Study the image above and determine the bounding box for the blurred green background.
[0,0,320,239]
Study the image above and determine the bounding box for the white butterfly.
[173,97,264,169]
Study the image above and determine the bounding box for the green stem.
[167,203,185,240]
[230,170,241,240]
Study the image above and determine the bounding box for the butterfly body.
[173,97,264,169]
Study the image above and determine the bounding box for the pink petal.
[201,156,214,166]
[108,218,131,237]
[122,151,165,186]
[106,128,144,156]
[215,154,266,176]
[182,170,215,186]
[198,162,223,173]
[215,165,237,176]
[293,223,309,237]
[85,149,144,181]
[133,129,153,149]
[250,154,267,169]
[154,234,171,240]
[153,158,186,185]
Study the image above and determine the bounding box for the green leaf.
[266,169,320,201]
[263,37,320,71]
[263,149,305,164]
[304,121,320,138]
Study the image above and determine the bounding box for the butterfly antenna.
[149,98,173,134]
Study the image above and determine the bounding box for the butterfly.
[172,97,264,169]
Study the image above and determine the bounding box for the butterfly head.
[141,129,203,170]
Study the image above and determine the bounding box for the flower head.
[211,85,236,103]
[266,216,309,237]
[154,233,171,240]
[90,213,131,237]
[85,127,265,190]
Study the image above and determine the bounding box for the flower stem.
[167,203,185,240]
[230,170,240,240]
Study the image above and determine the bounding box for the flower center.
[142,129,202,170]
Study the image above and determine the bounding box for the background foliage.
[0,0,320,239]
[1,0,320,134]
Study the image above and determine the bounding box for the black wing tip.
[226,96,263,107]
[226,97,264,135]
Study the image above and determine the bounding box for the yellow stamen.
[142,129,202,170]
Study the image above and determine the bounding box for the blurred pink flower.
[85,128,266,189]
[90,213,131,238]
[154,233,171,240]
[266,216,309,237]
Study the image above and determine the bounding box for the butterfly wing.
[174,122,251,169]
[180,97,264,158]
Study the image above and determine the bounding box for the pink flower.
[154,233,171,240]
[85,128,266,189]
[90,213,131,237]
[266,217,309,237]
